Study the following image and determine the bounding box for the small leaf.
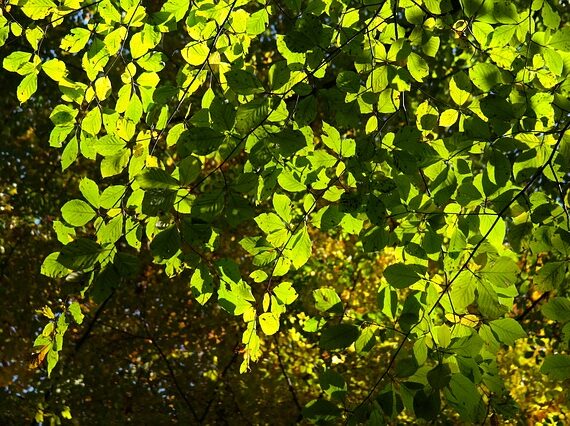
[355,326,377,354]
[287,226,312,269]
[41,252,70,278]
[68,301,84,324]
[259,312,280,335]
[150,225,180,259]
[61,200,96,226]
[313,288,343,313]
[273,282,298,305]
[273,193,292,222]
[449,72,471,105]
[3,51,32,72]
[190,265,213,305]
[42,59,67,81]
[407,52,429,82]
[17,73,37,103]
[79,178,100,208]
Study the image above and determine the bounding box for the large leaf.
[57,239,102,270]
[540,354,570,380]
[61,200,96,226]
[489,318,526,345]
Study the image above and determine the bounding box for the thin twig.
[274,335,303,416]
[143,319,200,422]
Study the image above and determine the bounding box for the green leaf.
[540,354,570,380]
[489,318,526,346]
[82,108,102,135]
[136,168,179,189]
[302,399,341,423]
[68,301,84,324]
[259,312,280,335]
[57,238,102,270]
[319,370,347,401]
[97,215,123,244]
[286,226,312,269]
[277,170,306,192]
[534,262,566,291]
[61,138,78,171]
[190,265,213,305]
[100,185,126,209]
[273,193,292,222]
[383,263,425,289]
[255,212,288,246]
[22,0,56,19]
[336,71,360,93]
[225,69,264,95]
[60,28,91,53]
[481,257,518,288]
[61,200,96,226]
[450,271,476,313]
[548,27,570,51]
[449,72,471,106]
[94,76,112,101]
[313,288,343,314]
[47,348,59,377]
[319,324,359,350]
[321,122,355,157]
[100,149,129,178]
[92,135,126,157]
[42,59,67,81]
[177,156,202,185]
[470,63,502,92]
[178,127,225,156]
[541,6,562,28]
[235,98,269,135]
[541,298,570,322]
[444,374,485,423]
[414,389,440,421]
[355,326,377,354]
[217,273,255,316]
[3,51,32,72]
[427,364,452,389]
[41,252,70,278]
[247,9,268,35]
[273,282,298,305]
[478,215,506,250]
[150,225,180,259]
[79,178,100,208]
[271,129,307,157]
[407,52,429,82]
[17,73,37,103]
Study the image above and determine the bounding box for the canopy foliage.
[1,0,570,423]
